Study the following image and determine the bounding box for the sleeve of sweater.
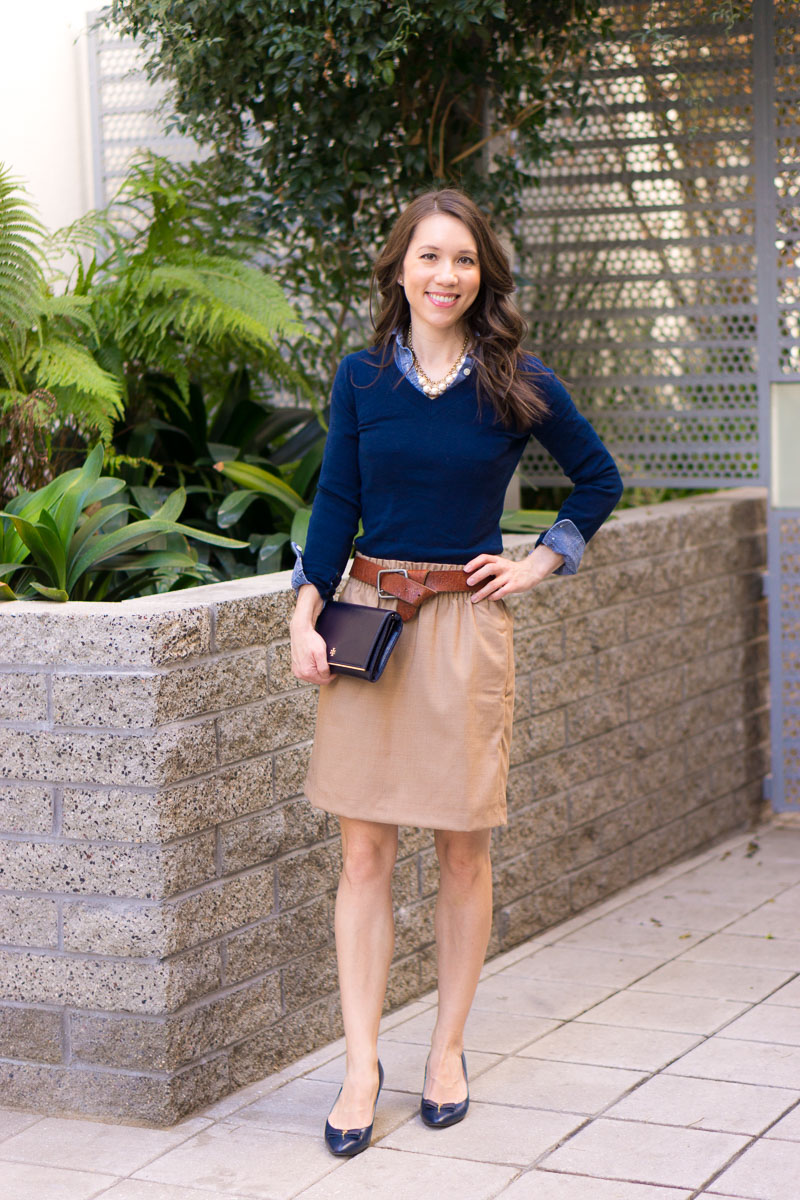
[530,367,624,556]
[300,358,362,599]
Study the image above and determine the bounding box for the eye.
[459,256,477,266]
[420,252,437,260]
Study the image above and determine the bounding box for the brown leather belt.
[350,554,486,622]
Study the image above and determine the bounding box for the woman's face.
[397,213,481,339]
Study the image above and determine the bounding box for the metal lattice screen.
[86,11,200,208]
[518,0,759,488]
[767,0,800,812]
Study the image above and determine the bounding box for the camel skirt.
[304,556,515,831]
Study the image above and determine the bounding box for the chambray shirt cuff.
[534,519,585,576]
[290,542,312,594]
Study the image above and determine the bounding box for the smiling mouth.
[426,292,459,306]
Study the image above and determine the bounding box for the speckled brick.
[217,692,318,764]
[0,832,216,899]
[0,722,217,787]
[62,757,273,843]
[224,896,331,986]
[63,866,276,955]
[625,590,683,640]
[0,786,52,834]
[267,641,309,693]
[0,1055,229,1124]
[273,744,312,803]
[569,846,631,910]
[529,657,596,715]
[566,684,629,741]
[61,899,171,956]
[0,896,58,948]
[0,672,48,722]
[496,879,571,948]
[275,843,341,911]
[70,974,282,1071]
[0,605,211,667]
[0,1005,62,1062]
[219,799,326,873]
[569,766,630,825]
[228,995,339,1090]
[564,607,627,657]
[213,589,294,652]
[0,943,221,1012]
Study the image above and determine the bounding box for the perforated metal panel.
[518,0,761,487]
[86,11,199,208]
[764,0,800,814]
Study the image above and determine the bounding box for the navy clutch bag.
[315,600,403,682]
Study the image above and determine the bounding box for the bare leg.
[327,815,398,1128]
[424,827,493,1105]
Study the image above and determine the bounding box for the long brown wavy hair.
[370,189,548,429]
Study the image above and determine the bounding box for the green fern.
[0,163,125,446]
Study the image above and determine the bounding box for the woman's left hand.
[463,544,565,602]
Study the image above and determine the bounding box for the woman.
[290,189,622,1156]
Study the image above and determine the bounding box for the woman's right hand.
[290,583,333,685]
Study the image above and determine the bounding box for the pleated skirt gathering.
[304,555,515,831]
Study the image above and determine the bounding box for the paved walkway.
[2,818,800,1200]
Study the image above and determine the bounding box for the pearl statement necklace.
[407,327,470,397]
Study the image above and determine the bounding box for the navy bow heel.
[324,1060,384,1157]
[420,1051,469,1128]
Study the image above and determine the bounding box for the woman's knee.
[435,830,492,888]
[340,822,397,888]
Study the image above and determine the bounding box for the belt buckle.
[376,568,408,598]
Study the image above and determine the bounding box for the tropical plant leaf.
[216,488,263,528]
[214,460,305,511]
[29,582,69,601]
[289,507,312,548]
[499,509,561,533]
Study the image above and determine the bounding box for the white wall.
[0,2,95,234]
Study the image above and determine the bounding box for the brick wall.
[0,488,769,1124]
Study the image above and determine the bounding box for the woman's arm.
[290,357,362,683]
[466,365,622,601]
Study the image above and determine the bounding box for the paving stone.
[710,1137,800,1200]
[605,1074,798,1134]
[502,945,657,988]
[498,1174,693,1200]
[562,917,708,958]
[0,1160,118,1200]
[681,933,800,970]
[295,1146,516,1199]
[540,1118,748,1189]
[230,1078,415,1141]
[720,1002,800,1046]
[469,1056,645,1114]
[763,1104,800,1141]
[727,906,800,941]
[769,977,800,1007]
[306,1039,501,1096]
[516,1021,700,1071]
[629,960,794,1002]
[380,1005,559,1055]
[472,975,615,1020]
[664,1036,800,1088]
[576,989,749,1034]
[132,1122,335,1197]
[381,1101,584,1165]
[80,1184,255,1200]
[0,1113,211,1174]
[0,1109,42,1140]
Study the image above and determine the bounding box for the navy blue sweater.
[302,349,623,599]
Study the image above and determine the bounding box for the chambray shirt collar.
[392,328,476,394]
